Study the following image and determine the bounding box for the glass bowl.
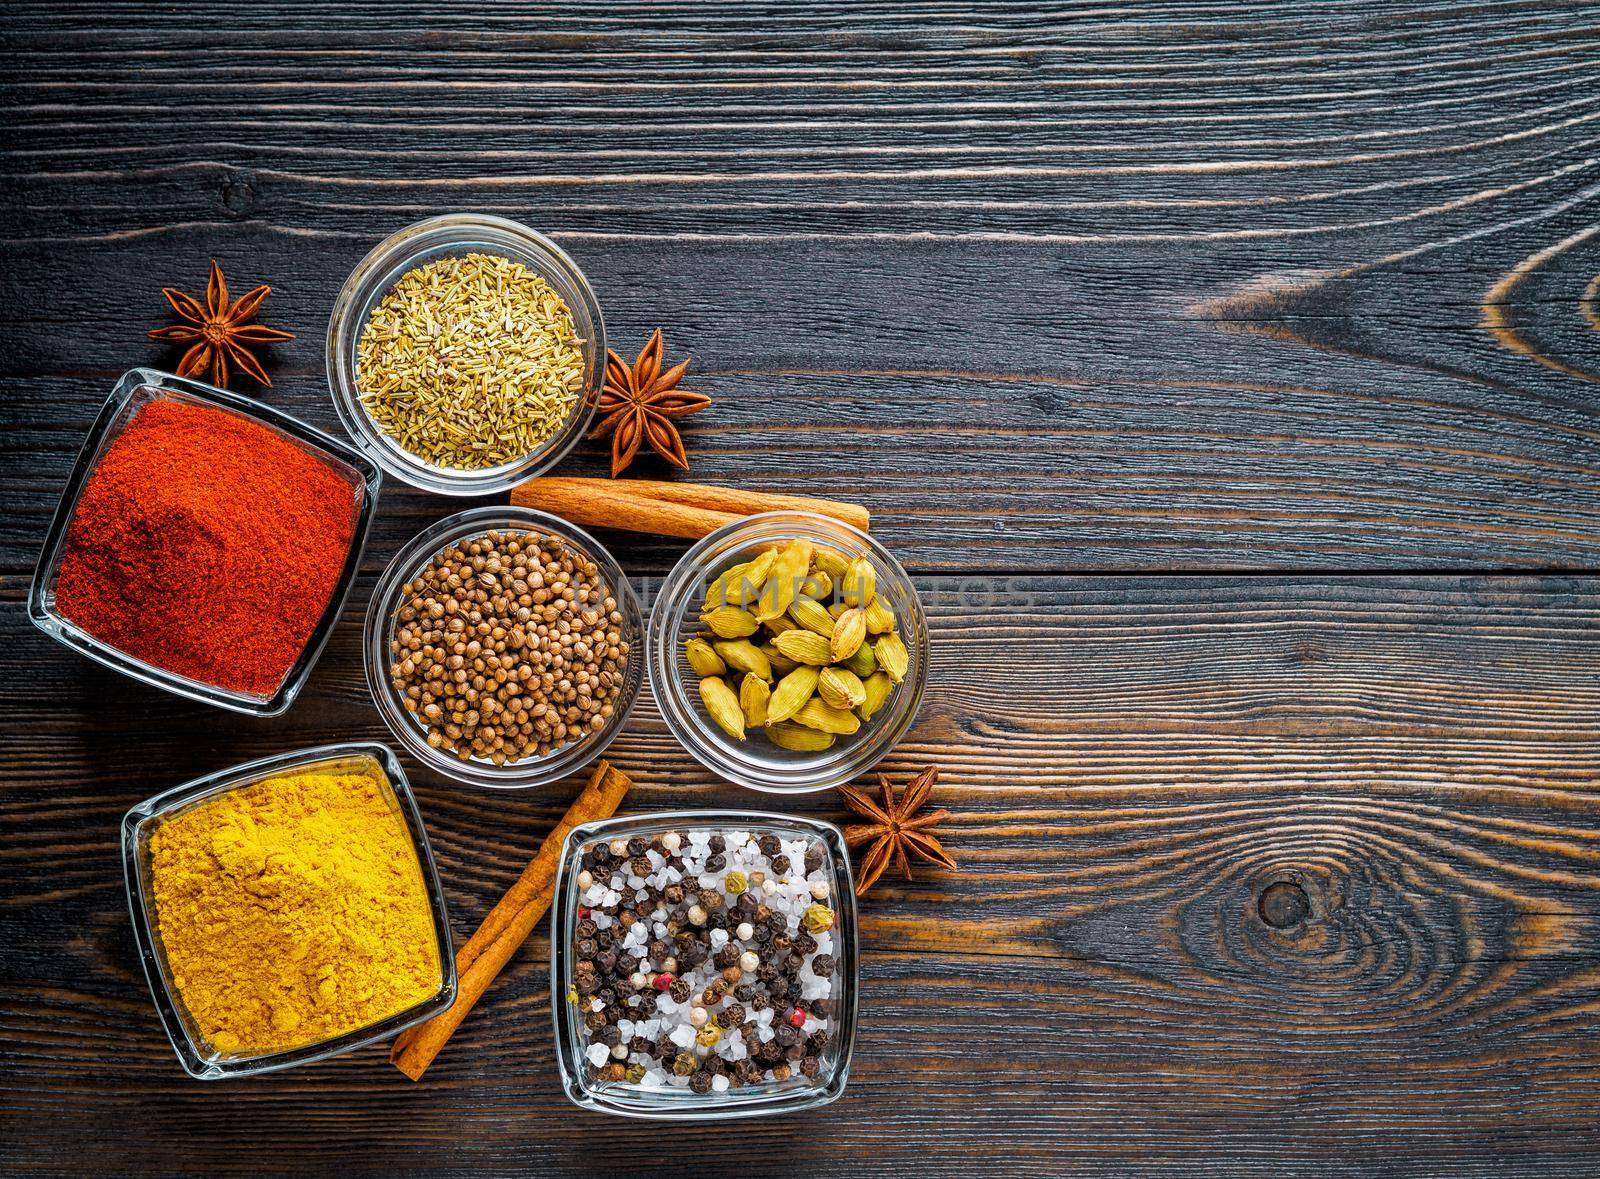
[28,368,381,717]
[365,505,644,789]
[551,810,858,1120]
[121,742,457,1080]
[326,213,605,496]
[648,512,928,794]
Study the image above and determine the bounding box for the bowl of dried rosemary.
[326,213,605,496]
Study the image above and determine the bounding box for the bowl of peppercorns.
[551,812,858,1119]
[365,505,643,789]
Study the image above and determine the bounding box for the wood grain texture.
[3,2,1599,570]
[5,575,1600,1176]
[4,2,1600,1175]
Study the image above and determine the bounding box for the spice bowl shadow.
[28,368,381,717]
[364,505,644,790]
[121,742,456,1080]
[648,512,929,794]
[326,212,605,497]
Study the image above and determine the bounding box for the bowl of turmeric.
[121,742,456,1079]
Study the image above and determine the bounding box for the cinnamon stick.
[509,477,870,539]
[390,759,633,1081]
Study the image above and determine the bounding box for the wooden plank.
[3,575,1599,1175]
[2,5,1598,571]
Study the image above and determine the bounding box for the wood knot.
[220,172,257,217]
[1258,880,1311,929]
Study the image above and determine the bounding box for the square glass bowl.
[28,369,382,716]
[551,811,859,1120]
[121,742,456,1080]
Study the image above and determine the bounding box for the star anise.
[836,765,956,896]
[147,259,294,389]
[591,329,711,477]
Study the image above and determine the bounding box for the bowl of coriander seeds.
[365,506,643,789]
[327,213,605,496]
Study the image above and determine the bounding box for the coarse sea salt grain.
[586,1043,610,1067]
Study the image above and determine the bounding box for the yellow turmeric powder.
[149,759,442,1056]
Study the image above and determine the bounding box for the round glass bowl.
[365,506,644,789]
[326,213,605,496]
[648,512,928,794]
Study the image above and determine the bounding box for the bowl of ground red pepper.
[29,368,381,716]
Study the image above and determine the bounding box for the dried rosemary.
[355,252,586,470]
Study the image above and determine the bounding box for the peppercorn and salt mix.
[569,827,840,1096]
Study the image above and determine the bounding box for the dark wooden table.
[4,4,1599,1175]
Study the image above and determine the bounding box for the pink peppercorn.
[653,972,675,992]
[788,1008,807,1028]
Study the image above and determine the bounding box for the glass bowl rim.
[120,740,457,1080]
[550,808,858,1119]
[647,511,928,794]
[363,504,645,790]
[325,212,606,497]
[27,368,382,717]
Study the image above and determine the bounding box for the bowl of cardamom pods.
[647,512,927,794]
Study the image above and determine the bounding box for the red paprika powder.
[54,397,361,697]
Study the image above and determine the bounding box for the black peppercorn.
[576,937,598,959]
[630,855,652,877]
[784,1041,805,1061]
[751,993,770,1012]
[584,1008,607,1031]
[575,919,598,940]
[735,983,757,1003]
[805,846,824,874]
[718,1003,746,1028]
[775,1024,799,1047]
[703,1053,728,1076]
[772,1062,792,1082]
[807,1029,830,1053]
[758,834,780,856]
[809,998,832,1019]
[669,977,691,1003]
[628,836,649,857]
[594,949,617,974]
[811,953,836,978]
[699,889,724,912]
[771,854,791,875]
[574,962,600,995]
[689,1071,714,1095]
[800,1055,821,1078]
[706,852,726,872]
[709,834,725,853]
[598,1024,621,1047]
[664,883,685,904]
[796,932,818,955]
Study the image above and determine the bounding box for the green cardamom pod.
[789,598,837,637]
[843,639,877,678]
[771,629,834,666]
[812,546,851,579]
[713,639,772,681]
[800,569,834,601]
[685,637,726,678]
[703,606,761,639]
[818,666,867,711]
[829,607,868,661]
[752,538,813,622]
[793,697,862,735]
[763,614,798,637]
[766,721,836,752]
[875,632,910,683]
[863,595,895,634]
[760,641,799,677]
[699,676,745,740]
[827,601,849,619]
[766,665,821,724]
[739,672,771,728]
[857,671,895,720]
[841,556,877,608]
